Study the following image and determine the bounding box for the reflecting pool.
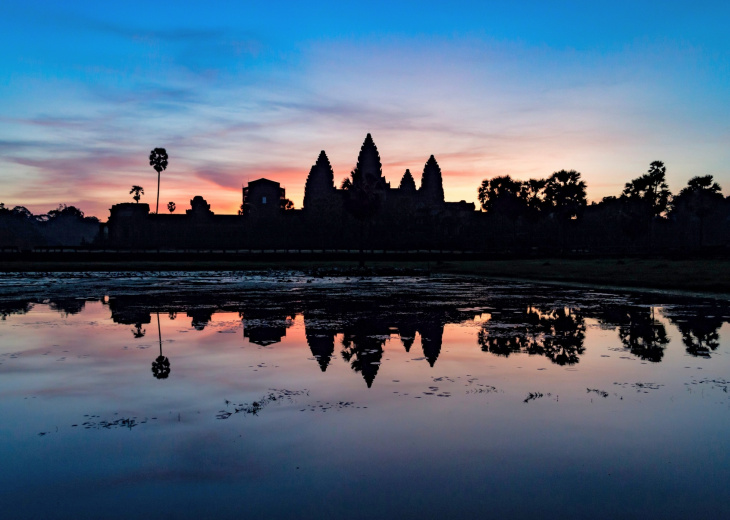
[1,272,729,519]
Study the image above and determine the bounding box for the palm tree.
[671,175,724,248]
[130,185,144,203]
[544,169,587,220]
[167,201,176,213]
[622,161,671,218]
[149,148,168,214]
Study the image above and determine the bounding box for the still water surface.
[1,272,729,519]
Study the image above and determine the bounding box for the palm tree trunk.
[156,172,160,214]
[157,311,162,357]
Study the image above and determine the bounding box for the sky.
[1,0,729,218]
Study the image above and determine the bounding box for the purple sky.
[1,1,729,217]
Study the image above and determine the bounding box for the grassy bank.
[1,257,729,294]
[435,258,730,294]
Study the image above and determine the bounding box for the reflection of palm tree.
[672,312,722,357]
[131,323,145,338]
[151,312,170,379]
[539,308,586,366]
[478,326,528,357]
[618,308,669,362]
[477,306,585,365]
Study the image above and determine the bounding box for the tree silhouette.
[622,161,671,218]
[532,308,586,365]
[478,305,585,365]
[671,175,724,248]
[167,201,176,213]
[130,185,144,203]
[47,204,84,219]
[149,148,168,214]
[280,198,294,210]
[617,307,669,362]
[151,312,171,379]
[477,175,523,215]
[519,178,548,215]
[131,323,146,338]
[544,169,587,220]
[668,310,722,357]
[342,166,385,262]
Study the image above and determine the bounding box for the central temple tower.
[354,133,389,190]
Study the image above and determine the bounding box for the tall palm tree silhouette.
[151,311,170,379]
[149,148,168,214]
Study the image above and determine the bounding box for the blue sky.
[1,0,729,217]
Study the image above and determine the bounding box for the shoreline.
[1,257,729,296]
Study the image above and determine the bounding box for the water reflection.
[48,297,86,316]
[478,306,586,365]
[243,309,294,346]
[2,275,730,519]
[131,323,146,338]
[3,279,730,386]
[151,312,170,379]
[665,310,723,357]
[616,307,669,362]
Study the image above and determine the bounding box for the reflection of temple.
[242,311,294,346]
[187,308,215,331]
[311,316,447,387]
[53,292,730,388]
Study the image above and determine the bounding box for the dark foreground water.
[1,272,729,519]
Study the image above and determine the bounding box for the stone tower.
[303,150,336,211]
[399,169,417,193]
[354,133,387,189]
[419,155,445,205]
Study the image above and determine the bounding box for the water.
[1,272,729,519]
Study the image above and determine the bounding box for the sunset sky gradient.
[1,1,729,218]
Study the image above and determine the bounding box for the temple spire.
[303,150,335,210]
[355,133,383,187]
[399,169,417,192]
[419,155,444,204]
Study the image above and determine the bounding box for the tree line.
[0,203,100,248]
[476,161,728,252]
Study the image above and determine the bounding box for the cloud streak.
[1,4,729,218]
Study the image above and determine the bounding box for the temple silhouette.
[3,132,730,254]
[104,133,477,250]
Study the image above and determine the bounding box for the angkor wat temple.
[105,134,477,250]
[95,132,730,253]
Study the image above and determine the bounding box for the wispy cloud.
[1,6,729,217]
